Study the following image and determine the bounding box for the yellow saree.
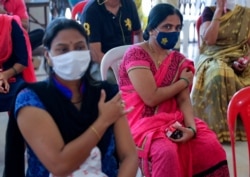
[191,5,250,143]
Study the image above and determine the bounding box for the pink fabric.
[119,45,229,177]
[0,14,12,63]
[4,0,29,19]
[0,14,36,82]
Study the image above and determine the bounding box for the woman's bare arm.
[128,68,192,107]
[201,0,226,45]
[17,90,126,176]
[114,116,138,177]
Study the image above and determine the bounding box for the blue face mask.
[155,30,180,49]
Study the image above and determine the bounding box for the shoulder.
[124,44,148,59]
[171,51,194,71]
[201,6,215,22]
[81,0,101,22]
[15,87,45,117]
[100,81,119,100]
[172,50,186,59]
[121,44,152,69]
[125,44,145,54]
[203,6,215,13]
[121,0,138,17]
[86,81,118,101]
[83,0,100,14]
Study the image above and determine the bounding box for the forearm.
[114,117,138,177]
[2,63,26,79]
[91,51,104,63]
[202,8,223,45]
[89,43,104,63]
[177,89,196,129]
[46,117,110,176]
[117,155,138,177]
[146,79,188,107]
[133,30,143,43]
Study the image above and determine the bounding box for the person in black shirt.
[80,0,143,82]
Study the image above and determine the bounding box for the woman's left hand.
[170,126,195,143]
[0,72,9,93]
[232,57,249,73]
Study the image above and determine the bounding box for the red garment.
[0,15,12,64]
[119,45,229,177]
[0,14,36,82]
[3,0,29,19]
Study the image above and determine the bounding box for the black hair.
[143,3,183,41]
[43,17,88,50]
[42,17,95,83]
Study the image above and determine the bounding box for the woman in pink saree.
[118,3,229,177]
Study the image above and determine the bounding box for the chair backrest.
[71,0,88,20]
[100,45,143,177]
[100,45,131,82]
[227,86,250,177]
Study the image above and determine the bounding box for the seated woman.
[191,0,250,143]
[4,18,138,177]
[0,14,36,113]
[118,3,229,177]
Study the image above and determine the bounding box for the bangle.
[187,126,196,138]
[90,126,101,140]
[12,67,18,75]
[180,77,189,88]
[212,18,221,22]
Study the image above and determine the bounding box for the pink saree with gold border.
[119,45,229,177]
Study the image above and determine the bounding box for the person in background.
[68,0,83,8]
[3,17,138,177]
[80,0,143,83]
[50,0,71,19]
[0,14,36,113]
[0,0,45,51]
[119,3,229,177]
[191,0,250,143]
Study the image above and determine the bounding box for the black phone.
[170,129,183,139]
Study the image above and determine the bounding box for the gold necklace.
[97,0,108,5]
[147,42,164,66]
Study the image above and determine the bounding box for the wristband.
[180,77,189,88]
[187,126,196,138]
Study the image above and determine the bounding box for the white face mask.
[49,50,91,80]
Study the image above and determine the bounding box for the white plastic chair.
[100,45,144,177]
[100,45,131,82]
[34,56,47,76]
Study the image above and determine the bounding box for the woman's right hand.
[97,90,133,127]
[216,0,227,11]
[180,68,193,86]
[0,72,9,93]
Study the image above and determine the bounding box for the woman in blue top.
[4,17,138,177]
